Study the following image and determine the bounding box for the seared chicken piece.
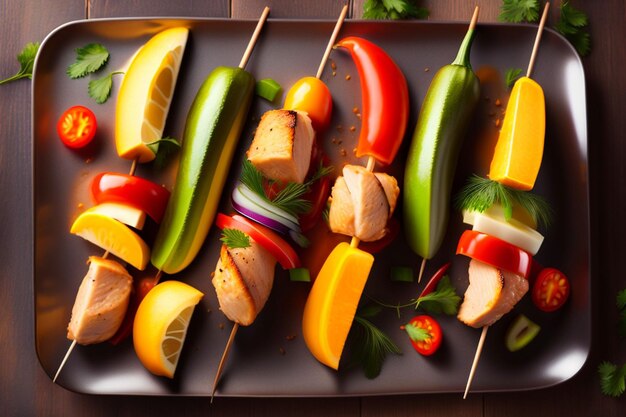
[67,257,133,345]
[328,164,400,241]
[247,109,315,184]
[212,239,277,326]
[457,259,529,328]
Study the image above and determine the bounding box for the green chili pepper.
[403,13,481,260]
[151,66,255,274]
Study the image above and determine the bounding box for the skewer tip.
[463,325,489,399]
[417,258,427,283]
[211,322,240,401]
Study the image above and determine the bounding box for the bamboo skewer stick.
[239,7,270,69]
[462,3,549,399]
[316,4,348,79]
[211,323,239,402]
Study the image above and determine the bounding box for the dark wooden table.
[1,0,624,415]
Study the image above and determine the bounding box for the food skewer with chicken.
[455,2,552,398]
[209,5,349,398]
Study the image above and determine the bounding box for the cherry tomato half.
[57,105,97,149]
[109,275,159,345]
[91,172,170,224]
[216,213,301,269]
[284,76,332,132]
[457,230,533,279]
[401,315,442,356]
[532,268,570,312]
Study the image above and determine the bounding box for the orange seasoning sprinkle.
[495,98,502,107]
[345,74,351,81]
[349,126,356,132]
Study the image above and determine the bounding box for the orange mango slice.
[488,76,545,191]
[302,242,374,370]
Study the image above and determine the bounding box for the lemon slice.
[133,280,203,378]
[85,202,146,230]
[70,211,150,270]
[115,27,189,163]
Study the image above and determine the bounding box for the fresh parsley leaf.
[498,0,541,23]
[599,361,626,397]
[414,276,461,315]
[220,228,251,249]
[0,42,40,85]
[363,0,428,20]
[505,68,523,88]
[88,72,114,104]
[403,320,431,342]
[555,2,591,56]
[146,136,181,168]
[67,43,110,79]
[352,315,401,379]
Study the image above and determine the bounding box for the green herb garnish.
[599,361,626,398]
[363,0,428,20]
[220,228,251,249]
[617,289,626,337]
[146,136,181,168]
[455,175,552,228]
[67,43,110,79]
[504,67,523,88]
[414,276,462,315]
[555,1,591,56]
[352,311,401,379]
[0,42,40,85]
[88,70,123,104]
[498,0,541,23]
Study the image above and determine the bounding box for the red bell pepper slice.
[336,36,409,165]
[456,230,532,278]
[91,172,170,224]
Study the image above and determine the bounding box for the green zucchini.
[151,66,255,274]
[403,24,481,260]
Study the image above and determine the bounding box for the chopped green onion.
[391,266,414,282]
[289,267,311,282]
[255,78,282,102]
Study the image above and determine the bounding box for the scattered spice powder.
[495,118,501,128]
[218,323,225,330]
[495,98,502,107]
[424,67,430,72]
[330,60,336,70]
[345,74,351,81]
[77,202,84,210]
[349,126,356,132]
[286,335,296,341]
[340,148,347,157]
[279,347,286,355]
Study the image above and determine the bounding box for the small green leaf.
[67,43,110,79]
[88,73,113,104]
[403,321,430,342]
[415,275,461,315]
[504,68,523,88]
[617,289,626,311]
[146,136,181,168]
[0,42,40,85]
[363,0,428,20]
[220,228,251,249]
[498,0,540,23]
[351,315,401,379]
[599,361,626,397]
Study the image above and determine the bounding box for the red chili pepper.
[419,262,452,298]
[336,36,409,165]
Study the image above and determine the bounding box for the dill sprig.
[352,311,402,379]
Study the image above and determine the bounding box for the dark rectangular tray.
[33,17,590,396]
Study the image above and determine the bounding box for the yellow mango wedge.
[70,211,150,270]
[488,76,545,190]
[302,242,374,370]
[116,27,188,162]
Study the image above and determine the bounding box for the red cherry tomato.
[215,213,301,269]
[532,268,570,312]
[401,315,442,356]
[57,105,97,149]
[456,230,533,279]
[284,76,332,132]
[91,172,170,224]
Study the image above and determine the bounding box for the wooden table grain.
[1,0,624,415]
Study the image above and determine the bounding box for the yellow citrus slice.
[302,242,374,369]
[115,27,189,163]
[85,202,146,230]
[70,211,150,270]
[133,280,203,378]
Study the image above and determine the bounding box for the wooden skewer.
[239,6,271,69]
[462,3,549,399]
[211,323,239,402]
[417,257,427,283]
[316,4,348,79]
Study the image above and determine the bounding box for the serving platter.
[33,17,589,396]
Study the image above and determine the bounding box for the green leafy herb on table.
[363,0,428,20]
[0,42,39,85]
[505,68,523,88]
[499,0,541,23]
[414,276,461,315]
[67,43,110,78]
[88,71,124,104]
[555,1,591,56]
[599,362,626,398]
[220,228,251,250]
[146,137,181,169]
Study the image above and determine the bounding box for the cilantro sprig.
[598,289,626,397]
[555,1,591,57]
[505,67,523,88]
[363,0,428,20]
[0,42,40,85]
[220,228,251,250]
[499,0,541,23]
[67,43,122,104]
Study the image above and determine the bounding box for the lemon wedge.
[115,27,189,162]
[133,280,203,378]
[302,242,374,369]
[70,211,150,270]
[85,202,146,230]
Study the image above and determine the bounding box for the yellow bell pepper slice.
[302,242,374,370]
[488,76,545,191]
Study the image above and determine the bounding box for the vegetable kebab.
[54,27,190,381]
[209,5,348,398]
[302,35,409,370]
[455,2,555,398]
[403,7,481,282]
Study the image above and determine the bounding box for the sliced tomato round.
[215,213,301,270]
[401,315,442,356]
[457,230,533,278]
[532,267,570,312]
[57,105,97,149]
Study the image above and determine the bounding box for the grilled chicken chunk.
[67,257,133,345]
[247,109,315,184]
[328,164,399,241]
[212,239,277,326]
[457,259,529,328]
